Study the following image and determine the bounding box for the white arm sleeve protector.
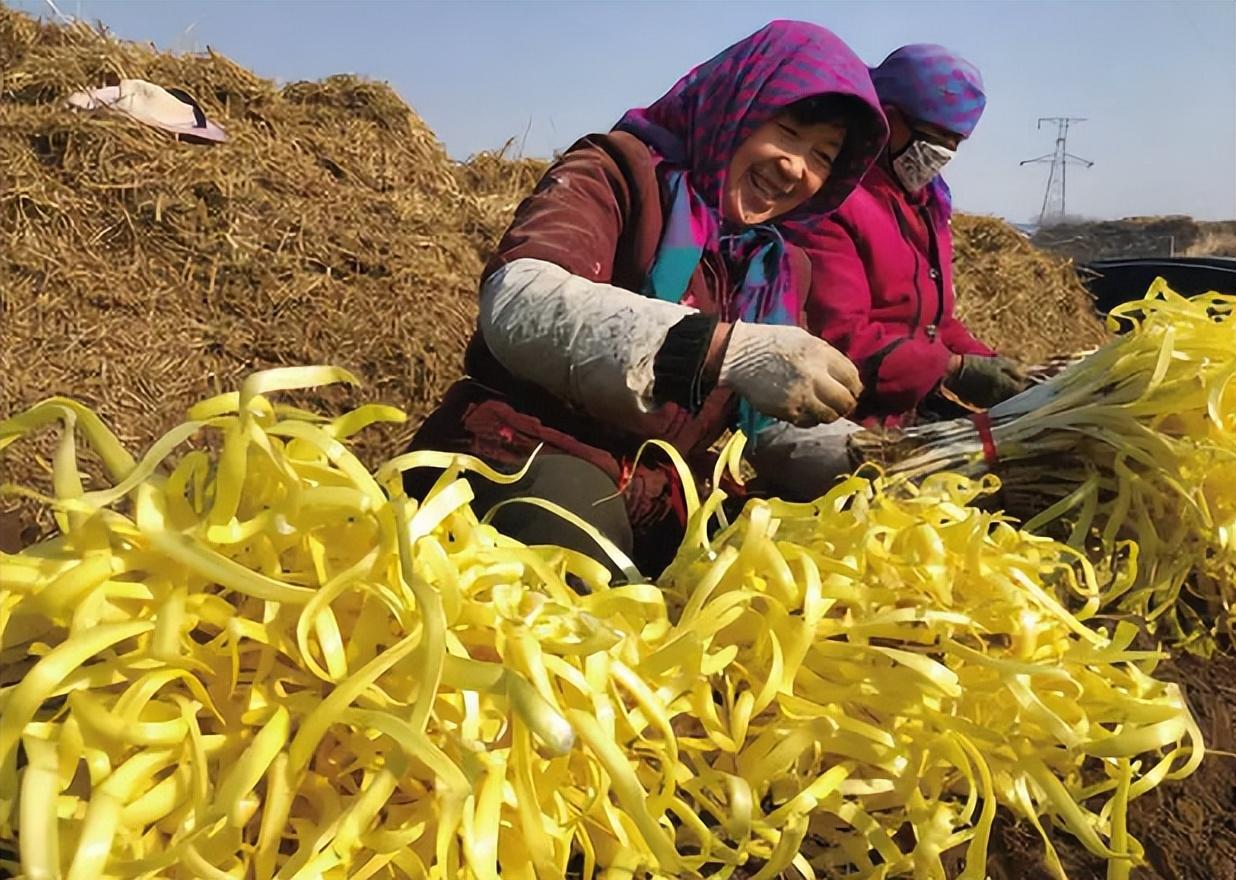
[478,258,699,423]
[750,419,863,501]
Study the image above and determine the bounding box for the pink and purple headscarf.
[616,20,888,224]
[613,20,887,438]
[870,44,986,139]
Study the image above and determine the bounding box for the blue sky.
[10,0,1236,222]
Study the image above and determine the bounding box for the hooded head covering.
[617,20,887,220]
[870,44,985,139]
[614,20,887,438]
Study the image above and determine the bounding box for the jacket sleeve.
[803,217,954,415]
[484,134,647,285]
[936,311,996,357]
[479,258,697,425]
[476,136,713,427]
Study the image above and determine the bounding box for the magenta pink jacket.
[796,162,993,422]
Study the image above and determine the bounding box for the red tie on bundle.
[969,410,999,466]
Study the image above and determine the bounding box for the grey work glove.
[944,355,1029,409]
[718,322,862,427]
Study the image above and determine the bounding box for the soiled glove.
[944,354,1029,408]
[718,322,862,427]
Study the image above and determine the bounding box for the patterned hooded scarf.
[871,43,986,212]
[870,43,986,139]
[614,20,888,438]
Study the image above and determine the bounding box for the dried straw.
[951,214,1111,364]
[0,8,518,538]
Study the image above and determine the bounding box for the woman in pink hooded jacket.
[791,44,1027,424]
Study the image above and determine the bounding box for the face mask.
[891,139,955,193]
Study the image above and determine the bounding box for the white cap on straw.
[67,79,227,143]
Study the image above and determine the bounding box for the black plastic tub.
[1080,257,1236,314]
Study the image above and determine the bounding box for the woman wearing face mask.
[404,21,888,579]
[791,44,1028,425]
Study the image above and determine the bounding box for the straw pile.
[0,7,510,538]
[951,214,1111,364]
[452,142,547,248]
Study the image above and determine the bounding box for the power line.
[1020,117,1094,224]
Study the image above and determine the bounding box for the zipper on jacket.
[889,202,925,336]
[919,206,946,340]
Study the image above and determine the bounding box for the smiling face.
[722,112,848,226]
